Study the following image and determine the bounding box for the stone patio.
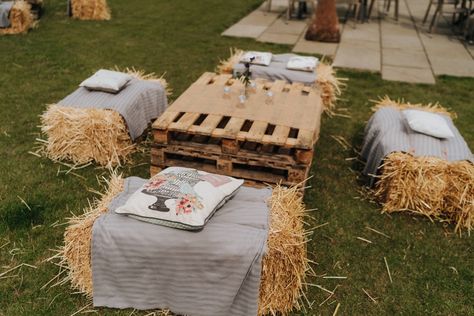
[222,0,474,84]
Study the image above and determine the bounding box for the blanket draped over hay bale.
[70,0,110,20]
[217,48,343,113]
[0,1,35,35]
[39,69,169,168]
[48,174,312,315]
[364,97,473,234]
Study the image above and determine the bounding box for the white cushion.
[79,69,133,93]
[115,167,244,230]
[403,109,454,139]
[286,56,319,72]
[240,51,273,66]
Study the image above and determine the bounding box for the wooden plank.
[153,129,168,144]
[295,149,314,164]
[160,143,295,166]
[269,80,287,93]
[245,121,267,142]
[294,129,314,149]
[213,74,232,85]
[194,72,217,85]
[262,125,290,146]
[188,114,222,135]
[152,111,180,130]
[212,117,244,138]
[168,112,200,132]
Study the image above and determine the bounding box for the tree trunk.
[305,0,340,43]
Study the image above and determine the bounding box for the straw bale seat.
[39,69,170,167]
[217,48,344,113]
[68,0,110,20]
[48,173,312,315]
[0,0,36,35]
[362,97,474,234]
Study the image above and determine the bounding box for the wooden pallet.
[151,72,322,186]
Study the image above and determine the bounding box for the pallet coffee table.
[151,72,323,187]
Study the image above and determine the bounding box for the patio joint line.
[403,0,436,81]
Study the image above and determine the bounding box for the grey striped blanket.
[92,177,270,316]
[361,107,473,186]
[0,1,13,28]
[233,53,317,85]
[58,78,167,140]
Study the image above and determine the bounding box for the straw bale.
[50,172,124,296]
[50,176,312,315]
[0,1,35,35]
[259,184,311,315]
[216,48,344,112]
[40,104,135,168]
[39,69,169,167]
[372,96,456,118]
[374,152,474,235]
[116,66,172,96]
[71,0,110,20]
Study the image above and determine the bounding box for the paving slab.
[265,17,308,35]
[428,57,474,77]
[381,32,424,50]
[333,39,381,71]
[382,65,435,84]
[383,48,430,68]
[239,10,281,26]
[418,32,474,76]
[293,35,338,57]
[341,22,380,42]
[257,31,301,44]
[222,24,268,38]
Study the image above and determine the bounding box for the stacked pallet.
[151,72,323,187]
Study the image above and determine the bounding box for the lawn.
[0,0,473,315]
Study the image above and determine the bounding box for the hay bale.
[116,67,172,96]
[372,96,456,118]
[372,98,472,234]
[40,104,135,168]
[50,176,312,315]
[49,172,124,296]
[259,184,311,315]
[39,69,168,167]
[216,48,343,112]
[374,152,474,235]
[0,1,35,35]
[315,61,343,114]
[71,0,110,20]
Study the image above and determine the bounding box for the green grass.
[0,0,473,315]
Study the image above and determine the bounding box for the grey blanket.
[58,78,167,140]
[233,53,317,85]
[0,1,13,28]
[92,177,270,316]
[361,107,473,186]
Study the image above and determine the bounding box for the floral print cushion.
[114,167,244,230]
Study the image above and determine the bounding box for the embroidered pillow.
[403,109,454,139]
[114,167,244,230]
[79,69,133,93]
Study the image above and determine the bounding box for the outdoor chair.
[267,0,315,19]
[423,0,471,33]
[383,0,399,21]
